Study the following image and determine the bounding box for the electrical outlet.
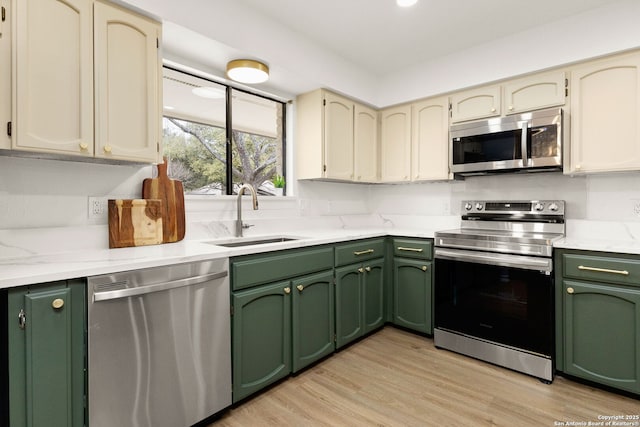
[88,196,108,219]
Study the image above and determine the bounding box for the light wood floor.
[213,327,639,426]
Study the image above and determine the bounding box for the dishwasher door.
[87,258,231,427]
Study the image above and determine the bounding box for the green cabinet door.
[292,270,335,372]
[393,258,432,334]
[335,264,363,349]
[363,258,385,335]
[8,280,85,427]
[564,280,640,394]
[232,281,292,403]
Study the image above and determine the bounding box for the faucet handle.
[242,222,254,229]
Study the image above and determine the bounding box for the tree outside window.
[162,68,285,195]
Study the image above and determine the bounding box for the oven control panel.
[461,200,565,215]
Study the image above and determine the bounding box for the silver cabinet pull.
[353,249,374,256]
[18,309,26,329]
[578,265,629,276]
[397,247,423,253]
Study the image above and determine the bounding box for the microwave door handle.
[521,121,529,167]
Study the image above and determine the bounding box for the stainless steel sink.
[203,236,301,248]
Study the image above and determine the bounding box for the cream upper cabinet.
[450,85,501,123]
[353,104,378,182]
[12,0,94,156]
[0,0,11,150]
[94,1,161,162]
[380,105,411,182]
[411,97,449,181]
[569,51,640,174]
[503,71,566,115]
[9,0,160,162]
[324,91,354,180]
[296,89,364,181]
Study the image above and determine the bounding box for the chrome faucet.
[236,184,259,237]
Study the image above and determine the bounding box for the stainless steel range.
[434,200,565,382]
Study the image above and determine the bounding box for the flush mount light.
[192,86,225,99]
[397,0,418,6]
[226,59,269,84]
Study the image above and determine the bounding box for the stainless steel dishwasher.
[87,258,231,427]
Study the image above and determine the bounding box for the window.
[162,67,286,195]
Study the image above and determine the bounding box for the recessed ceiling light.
[192,86,225,99]
[397,0,418,7]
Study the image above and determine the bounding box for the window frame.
[162,65,287,196]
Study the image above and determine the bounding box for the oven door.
[434,248,554,357]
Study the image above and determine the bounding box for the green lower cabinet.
[335,258,385,349]
[292,270,335,373]
[232,281,292,403]
[393,258,432,334]
[8,280,86,427]
[563,279,640,394]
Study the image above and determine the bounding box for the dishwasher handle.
[93,270,228,302]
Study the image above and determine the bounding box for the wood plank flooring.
[212,327,639,426]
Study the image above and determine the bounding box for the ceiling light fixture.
[397,0,418,7]
[226,59,269,84]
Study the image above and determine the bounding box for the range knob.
[475,203,484,211]
[549,202,559,212]
[464,202,473,211]
[534,202,545,211]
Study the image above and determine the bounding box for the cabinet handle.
[567,287,574,294]
[491,107,496,113]
[354,249,374,256]
[357,267,365,274]
[575,164,582,171]
[103,145,112,154]
[52,298,64,309]
[18,309,26,329]
[79,142,88,152]
[296,284,304,292]
[578,265,629,276]
[422,266,428,271]
[284,287,291,294]
[509,105,514,111]
[397,247,423,253]
[365,266,371,272]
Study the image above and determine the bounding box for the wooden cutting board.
[142,158,186,243]
[108,199,163,248]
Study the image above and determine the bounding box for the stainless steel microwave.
[450,107,563,176]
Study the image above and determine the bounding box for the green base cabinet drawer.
[232,246,334,290]
[335,239,385,267]
[392,238,432,260]
[563,279,640,394]
[563,254,640,287]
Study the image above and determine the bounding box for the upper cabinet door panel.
[13,0,93,155]
[570,52,640,173]
[411,97,449,181]
[380,105,411,182]
[94,1,160,162]
[0,0,12,150]
[354,104,378,182]
[450,85,501,123]
[503,71,566,115]
[323,92,354,180]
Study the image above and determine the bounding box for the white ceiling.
[124,0,638,105]
[232,0,622,76]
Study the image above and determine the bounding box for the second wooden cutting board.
[142,158,186,243]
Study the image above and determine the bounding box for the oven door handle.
[435,248,552,272]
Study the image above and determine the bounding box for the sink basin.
[203,236,301,248]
